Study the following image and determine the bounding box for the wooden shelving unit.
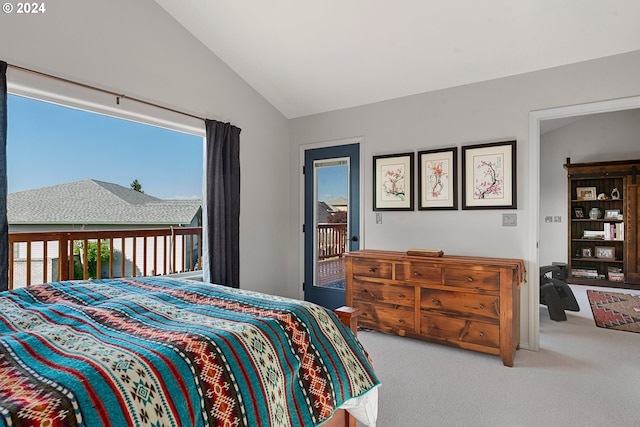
[565,159,640,289]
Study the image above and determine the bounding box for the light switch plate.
[376,213,382,224]
[502,213,517,226]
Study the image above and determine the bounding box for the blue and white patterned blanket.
[0,277,379,426]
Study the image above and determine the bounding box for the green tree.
[130,179,144,193]
[74,241,111,279]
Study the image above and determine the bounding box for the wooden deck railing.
[8,227,202,290]
[317,223,348,260]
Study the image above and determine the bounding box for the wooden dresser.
[345,250,524,366]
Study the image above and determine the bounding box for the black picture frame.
[373,152,414,211]
[418,147,458,210]
[461,140,517,210]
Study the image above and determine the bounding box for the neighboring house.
[8,179,202,284]
[8,179,201,231]
[327,197,348,212]
[316,201,335,223]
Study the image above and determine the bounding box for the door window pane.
[314,158,349,289]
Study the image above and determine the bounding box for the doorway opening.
[529,95,640,351]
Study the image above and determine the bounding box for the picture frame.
[581,247,592,258]
[418,147,458,210]
[576,186,597,201]
[574,207,584,218]
[373,152,414,211]
[461,140,516,209]
[595,246,615,259]
[604,209,620,220]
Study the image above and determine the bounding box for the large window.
[7,94,204,286]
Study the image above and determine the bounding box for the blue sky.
[7,95,203,199]
[317,164,348,202]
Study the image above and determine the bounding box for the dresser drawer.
[420,312,499,349]
[407,263,442,283]
[355,301,415,333]
[352,279,414,308]
[443,268,500,292]
[421,289,499,320]
[351,259,393,279]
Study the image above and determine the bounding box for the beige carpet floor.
[355,285,640,427]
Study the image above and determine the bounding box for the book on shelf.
[603,222,625,240]
[608,272,624,282]
[583,230,604,239]
[571,268,599,278]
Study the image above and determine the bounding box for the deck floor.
[317,257,346,289]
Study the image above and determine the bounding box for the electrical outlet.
[553,216,562,223]
[545,216,552,223]
[502,213,517,226]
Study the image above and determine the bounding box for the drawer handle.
[467,277,474,282]
[430,323,436,329]
[398,319,404,323]
[479,304,485,309]
[368,267,377,272]
[479,332,485,337]
[398,293,404,298]
[413,272,420,277]
[431,298,437,303]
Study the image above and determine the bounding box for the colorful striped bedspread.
[0,277,379,426]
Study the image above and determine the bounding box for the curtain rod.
[7,63,206,122]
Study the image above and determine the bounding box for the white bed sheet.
[341,385,379,426]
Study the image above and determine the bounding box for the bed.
[0,277,379,426]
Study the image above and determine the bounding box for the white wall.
[0,0,291,296]
[539,109,640,267]
[289,50,640,349]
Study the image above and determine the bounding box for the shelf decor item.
[418,147,457,210]
[611,188,620,199]
[461,140,516,209]
[576,187,597,200]
[589,207,601,219]
[605,209,621,220]
[595,246,615,259]
[373,152,414,211]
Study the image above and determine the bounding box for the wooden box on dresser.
[345,250,524,367]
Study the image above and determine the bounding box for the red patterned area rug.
[587,290,640,334]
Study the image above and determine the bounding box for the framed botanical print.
[373,152,414,211]
[418,147,458,210]
[462,140,517,209]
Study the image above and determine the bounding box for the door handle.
[351,236,359,242]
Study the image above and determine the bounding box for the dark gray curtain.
[205,119,240,288]
[0,61,8,291]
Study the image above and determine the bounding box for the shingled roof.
[8,179,201,225]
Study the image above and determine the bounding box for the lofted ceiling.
[154,0,640,119]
